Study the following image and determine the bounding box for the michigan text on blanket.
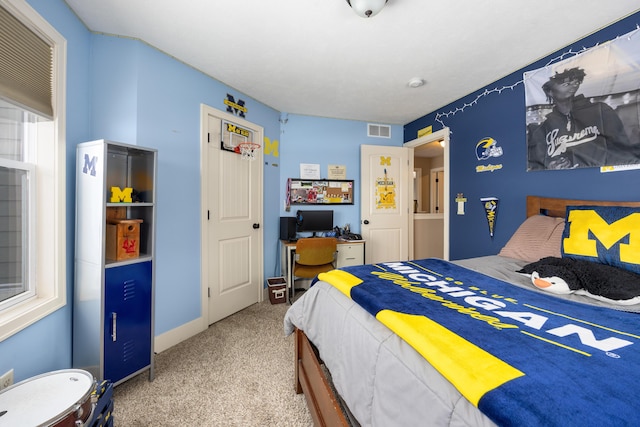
[380,262,633,353]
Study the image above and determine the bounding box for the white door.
[360,144,411,263]
[202,105,263,325]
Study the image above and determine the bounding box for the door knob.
[253,223,260,229]
[363,220,369,225]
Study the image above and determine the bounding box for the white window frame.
[0,0,66,341]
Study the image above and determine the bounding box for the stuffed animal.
[518,256,640,306]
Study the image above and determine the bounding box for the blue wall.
[405,11,640,261]
[88,35,282,335]
[276,114,403,275]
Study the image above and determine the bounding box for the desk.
[280,239,365,302]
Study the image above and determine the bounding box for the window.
[0,0,66,341]
[0,100,37,307]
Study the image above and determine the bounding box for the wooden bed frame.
[293,195,640,427]
[524,195,640,218]
[294,328,349,426]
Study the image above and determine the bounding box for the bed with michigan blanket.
[284,196,640,427]
[316,258,640,426]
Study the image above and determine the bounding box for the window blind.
[0,5,53,118]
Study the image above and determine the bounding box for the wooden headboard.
[526,196,640,219]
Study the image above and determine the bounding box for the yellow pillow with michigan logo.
[562,205,640,274]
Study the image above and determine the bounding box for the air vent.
[367,123,391,138]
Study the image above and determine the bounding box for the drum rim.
[0,369,96,426]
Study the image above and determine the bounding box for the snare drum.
[0,369,96,426]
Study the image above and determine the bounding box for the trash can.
[267,277,287,304]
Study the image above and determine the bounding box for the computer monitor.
[296,210,334,237]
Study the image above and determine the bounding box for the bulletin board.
[288,179,354,205]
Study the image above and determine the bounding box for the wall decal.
[223,93,247,117]
[264,136,279,157]
[476,164,503,173]
[475,137,503,160]
[82,154,98,176]
[475,137,504,173]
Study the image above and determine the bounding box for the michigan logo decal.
[224,94,247,118]
[83,154,98,176]
[264,136,279,157]
[476,137,503,161]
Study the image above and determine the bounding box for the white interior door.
[360,144,411,263]
[202,106,263,325]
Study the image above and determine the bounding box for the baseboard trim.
[154,316,206,354]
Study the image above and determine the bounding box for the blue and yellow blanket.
[316,258,640,426]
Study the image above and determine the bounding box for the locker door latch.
[111,312,117,342]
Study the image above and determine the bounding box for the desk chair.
[290,237,338,303]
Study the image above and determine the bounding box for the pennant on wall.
[481,197,499,238]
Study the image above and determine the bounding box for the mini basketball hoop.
[234,142,261,160]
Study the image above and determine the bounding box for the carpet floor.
[112,300,313,426]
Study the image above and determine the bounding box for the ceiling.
[64,0,640,125]
[415,140,444,158]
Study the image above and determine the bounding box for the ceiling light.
[346,0,388,18]
[408,78,425,88]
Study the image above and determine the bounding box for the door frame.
[429,167,444,214]
[413,167,422,212]
[199,104,264,329]
[404,127,450,260]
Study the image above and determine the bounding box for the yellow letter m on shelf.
[110,187,133,203]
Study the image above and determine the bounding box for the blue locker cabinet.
[104,262,152,382]
[74,140,156,385]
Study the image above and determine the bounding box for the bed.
[284,195,640,426]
